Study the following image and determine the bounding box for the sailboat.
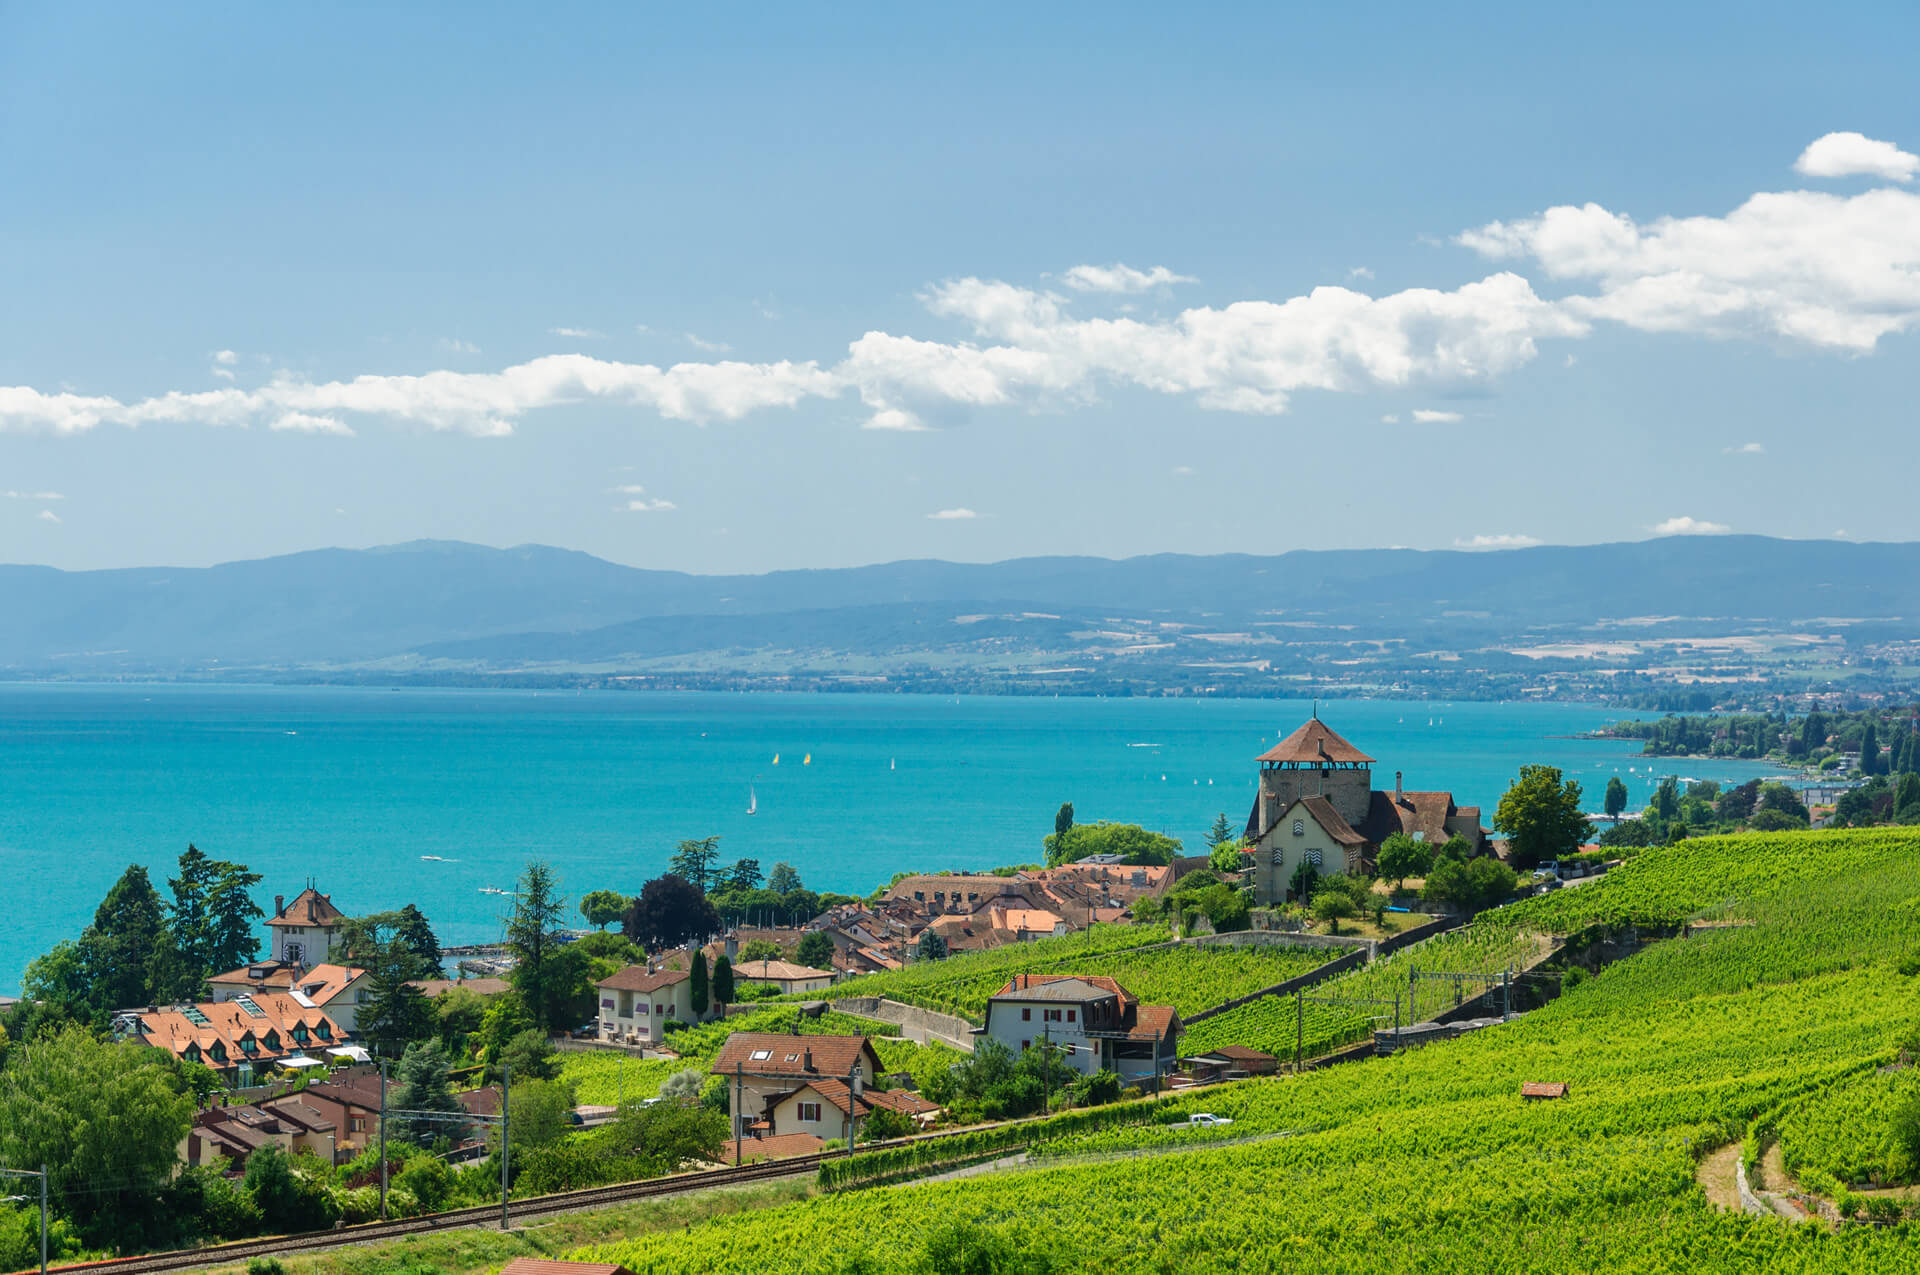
[803,753,812,766]
[772,753,780,765]
[890,758,896,771]
[746,781,758,816]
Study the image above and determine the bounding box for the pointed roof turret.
[1257,718,1374,766]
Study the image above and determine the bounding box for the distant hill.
[2,536,1917,682]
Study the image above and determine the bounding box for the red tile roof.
[1126,1004,1181,1042]
[1521,1081,1570,1099]
[709,1032,884,1079]
[500,1261,634,1275]
[596,964,691,993]
[995,973,1135,1012]
[267,887,347,928]
[1258,718,1374,766]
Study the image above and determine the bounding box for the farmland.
[575,830,1920,1273]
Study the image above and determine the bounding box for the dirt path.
[1697,1143,1741,1211]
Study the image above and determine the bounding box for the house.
[183,1099,339,1169]
[1186,1046,1278,1082]
[1521,1081,1570,1100]
[1246,716,1490,904]
[120,993,346,1084]
[596,959,711,1046]
[290,1072,500,1158]
[291,964,372,1034]
[266,886,349,966]
[977,975,1181,1088]
[761,1077,939,1141]
[407,976,512,1000]
[733,960,835,996]
[988,905,1067,942]
[709,1032,887,1142]
[207,960,303,1002]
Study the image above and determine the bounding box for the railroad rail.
[45,1153,827,1275]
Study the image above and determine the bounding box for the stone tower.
[1255,715,1374,831]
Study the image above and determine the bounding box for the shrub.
[247,1259,287,1275]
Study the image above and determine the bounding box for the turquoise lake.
[0,685,1787,992]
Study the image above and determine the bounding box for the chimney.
[274,895,285,917]
[1395,771,1404,803]
[804,1047,814,1072]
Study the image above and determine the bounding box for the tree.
[623,874,722,951]
[768,862,803,895]
[863,1105,918,1141]
[507,861,568,1034]
[1750,809,1806,832]
[1717,780,1761,822]
[1898,772,1920,821]
[435,985,490,1058]
[506,1077,578,1153]
[395,904,443,977]
[497,1028,562,1083]
[917,929,950,961]
[739,938,784,962]
[1422,856,1519,915]
[243,1144,337,1233]
[1649,777,1680,825]
[1311,889,1356,934]
[689,951,711,1017]
[1604,777,1629,819]
[21,941,95,1024]
[577,890,628,933]
[79,864,179,1012]
[667,837,723,893]
[1861,720,1882,775]
[1208,838,1247,874]
[1756,782,1811,825]
[1204,813,1235,849]
[1375,833,1435,889]
[0,1026,192,1239]
[723,859,764,892]
[711,954,735,1007]
[659,1068,706,1104]
[1494,765,1593,870]
[796,931,835,969]
[388,1040,465,1147]
[359,939,436,1057]
[1054,802,1074,843]
[1042,822,1182,868]
[1288,861,1321,902]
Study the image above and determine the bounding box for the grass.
[189,1179,816,1275]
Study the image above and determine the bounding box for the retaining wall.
[834,997,977,1052]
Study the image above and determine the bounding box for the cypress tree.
[712,954,734,1008]
[1861,721,1881,776]
[689,950,710,1017]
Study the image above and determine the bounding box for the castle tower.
[1256,715,1374,830]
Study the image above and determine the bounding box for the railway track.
[49,1153,829,1275]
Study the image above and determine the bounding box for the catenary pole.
[500,1062,511,1229]
[378,1061,389,1221]
[38,1163,46,1275]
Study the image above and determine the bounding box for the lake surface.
[0,685,1784,992]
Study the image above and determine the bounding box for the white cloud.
[1653,515,1731,536]
[1723,441,1765,455]
[1058,264,1197,294]
[612,484,650,495]
[37,509,59,524]
[927,507,978,520]
[271,412,354,436]
[1794,132,1919,183]
[2,490,63,500]
[1380,414,1400,424]
[686,334,732,354]
[1348,266,1374,280]
[549,327,603,339]
[1454,533,1541,549]
[626,497,677,512]
[1412,408,1464,423]
[213,349,238,365]
[1171,465,1194,475]
[438,338,480,355]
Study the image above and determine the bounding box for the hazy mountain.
[1,535,1915,673]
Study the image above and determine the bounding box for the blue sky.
[2,2,1917,572]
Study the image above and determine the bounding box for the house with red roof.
[597,955,718,1046]
[1245,715,1489,903]
[978,974,1180,1088]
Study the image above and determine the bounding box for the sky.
[2,2,1918,574]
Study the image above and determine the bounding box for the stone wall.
[833,997,978,1052]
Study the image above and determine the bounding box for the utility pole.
[378,1061,389,1221]
[500,1063,511,1230]
[2,1163,51,1275]
[734,1061,744,1165]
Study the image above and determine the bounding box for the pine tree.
[667,837,722,893]
[689,951,710,1017]
[396,904,443,977]
[507,862,568,1034]
[1204,813,1234,849]
[711,954,734,1007]
[360,939,435,1057]
[79,866,178,1011]
[388,1041,465,1147]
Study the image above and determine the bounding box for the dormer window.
[316,1022,332,1040]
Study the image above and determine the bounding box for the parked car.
[1184,1113,1232,1128]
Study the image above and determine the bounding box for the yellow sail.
[803,753,811,766]
[772,754,779,765]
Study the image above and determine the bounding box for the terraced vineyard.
[575,831,1920,1273]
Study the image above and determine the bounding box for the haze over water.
[0,685,1784,992]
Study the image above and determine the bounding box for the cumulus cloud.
[6,135,1917,442]
[1794,132,1920,182]
[1171,465,1194,475]
[1454,533,1541,549]
[3,489,63,500]
[1348,266,1374,280]
[927,507,978,520]
[1380,414,1400,424]
[37,509,60,523]
[1412,408,1464,423]
[213,350,237,365]
[1058,264,1196,294]
[271,412,354,436]
[1653,515,1731,536]
[1723,441,1765,455]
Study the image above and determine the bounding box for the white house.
[709,1032,887,1142]
[596,960,712,1046]
[762,1077,938,1141]
[266,887,349,967]
[977,975,1180,1088]
[733,960,834,995]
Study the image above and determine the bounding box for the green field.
[813,923,1340,1022]
[574,830,1920,1273]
